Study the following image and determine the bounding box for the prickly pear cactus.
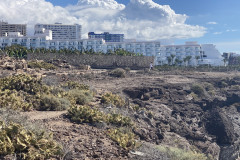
[0,121,63,159]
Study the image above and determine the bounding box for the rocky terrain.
[0,56,240,160]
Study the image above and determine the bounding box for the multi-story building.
[156,42,223,66]
[0,30,223,66]
[88,32,124,42]
[34,23,81,40]
[0,21,26,37]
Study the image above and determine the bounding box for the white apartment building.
[34,23,81,40]
[0,29,160,56]
[156,42,223,66]
[0,30,223,66]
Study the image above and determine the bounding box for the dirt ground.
[16,67,240,160]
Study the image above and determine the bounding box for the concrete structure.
[227,52,240,66]
[0,21,26,37]
[34,23,81,40]
[156,42,223,66]
[88,32,124,42]
[0,30,223,66]
[0,29,52,49]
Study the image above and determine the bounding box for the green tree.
[183,56,192,66]
[167,56,172,65]
[175,58,182,66]
[195,55,200,66]
[170,54,175,65]
[223,57,228,67]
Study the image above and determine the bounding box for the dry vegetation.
[1,56,240,160]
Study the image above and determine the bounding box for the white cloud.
[0,0,206,40]
[207,21,217,25]
[226,29,237,32]
[213,32,222,35]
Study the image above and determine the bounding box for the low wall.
[27,53,154,69]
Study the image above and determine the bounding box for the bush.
[191,84,205,97]
[203,82,215,91]
[68,105,105,123]
[68,89,93,105]
[0,108,46,135]
[107,128,136,150]
[124,67,131,73]
[62,81,89,90]
[0,90,32,111]
[107,113,133,127]
[28,61,57,70]
[101,92,125,107]
[0,74,93,111]
[0,74,49,95]
[109,68,126,78]
[68,106,133,127]
[157,146,208,160]
[0,74,59,111]
[0,121,63,159]
[217,81,228,88]
[39,94,71,111]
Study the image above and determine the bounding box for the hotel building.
[156,42,223,66]
[0,21,27,37]
[88,32,124,42]
[0,28,223,66]
[34,23,81,40]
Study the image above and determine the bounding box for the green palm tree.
[183,56,192,66]
[175,58,182,66]
[195,55,200,66]
[167,56,172,65]
[223,58,228,67]
[170,54,175,65]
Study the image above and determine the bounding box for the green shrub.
[0,74,49,95]
[203,82,215,91]
[50,87,68,97]
[109,68,126,78]
[68,105,105,123]
[28,61,57,70]
[107,128,136,150]
[68,89,93,105]
[107,113,133,127]
[191,84,205,96]
[124,67,131,73]
[157,145,208,160]
[0,90,32,111]
[101,92,125,107]
[0,121,63,159]
[68,106,133,127]
[39,94,71,111]
[218,81,228,88]
[62,81,89,90]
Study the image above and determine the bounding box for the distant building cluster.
[224,52,240,65]
[0,21,224,66]
[88,32,124,42]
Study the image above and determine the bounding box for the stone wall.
[27,53,154,69]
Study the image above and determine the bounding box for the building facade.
[156,42,223,66]
[0,21,26,37]
[34,23,81,40]
[0,30,223,66]
[88,32,124,42]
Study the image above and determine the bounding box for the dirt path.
[22,111,67,120]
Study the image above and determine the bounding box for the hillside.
[0,56,240,160]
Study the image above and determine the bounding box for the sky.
[0,0,240,54]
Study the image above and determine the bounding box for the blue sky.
[33,0,240,53]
